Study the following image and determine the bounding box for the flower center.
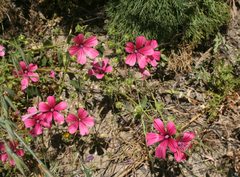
[24,70,28,74]
[36,120,40,124]
[164,134,170,139]
[133,49,138,54]
[50,108,55,112]
[13,149,17,153]
[178,142,185,149]
[79,44,84,48]
[78,117,82,122]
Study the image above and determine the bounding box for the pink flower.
[69,34,99,65]
[125,36,154,68]
[66,109,94,136]
[13,61,39,91]
[88,59,113,79]
[0,45,5,56]
[0,142,24,165]
[139,68,150,79]
[146,119,177,159]
[174,132,195,162]
[145,39,161,67]
[24,107,52,137]
[38,96,67,123]
[49,69,55,78]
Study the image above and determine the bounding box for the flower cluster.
[0,142,24,165]
[125,36,161,79]
[13,61,39,92]
[21,96,94,138]
[146,119,195,162]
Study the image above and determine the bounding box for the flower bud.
[18,34,25,41]
[115,102,123,109]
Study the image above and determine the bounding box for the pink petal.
[125,53,136,66]
[21,85,27,92]
[79,122,89,136]
[66,113,78,123]
[0,45,4,51]
[38,101,50,112]
[168,138,177,153]
[96,73,104,79]
[181,132,195,142]
[83,47,99,59]
[24,119,36,128]
[47,96,56,108]
[0,153,8,162]
[81,117,94,127]
[40,120,52,128]
[44,112,53,122]
[69,45,80,56]
[21,111,38,122]
[154,119,166,135]
[20,61,26,71]
[150,59,157,67]
[150,39,158,49]
[0,143,5,151]
[29,128,37,137]
[78,109,88,118]
[84,36,98,47]
[140,68,150,78]
[104,66,112,73]
[54,101,67,111]
[166,122,177,136]
[88,69,97,76]
[76,48,86,65]
[68,121,78,134]
[102,59,109,70]
[35,123,43,134]
[174,148,183,162]
[137,53,148,68]
[0,52,5,56]
[49,69,55,78]
[15,110,21,115]
[155,140,168,158]
[152,51,161,60]
[146,133,165,146]
[53,111,64,123]
[74,34,84,44]
[21,76,29,86]
[91,60,101,70]
[10,158,16,165]
[135,36,146,49]
[125,42,135,53]
[27,107,38,114]
[27,63,38,71]
[145,40,151,46]
[16,150,24,157]
[138,46,154,56]
[28,72,39,82]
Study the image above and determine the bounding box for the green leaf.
[227,169,233,177]
[96,43,105,57]
[43,36,53,47]
[5,120,14,142]
[206,173,210,177]
[70,80,80,90]
[1,98,8,118]
[26,86,41,97]
[42,56,47,66]
[57,50,63,67]
[78,77,85,90]
[4,95,17,111]
[140,97,147,108]
[3,86,16,98]
[67,34,73,43]
[18,45,27,65]
[79,160,94,177]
